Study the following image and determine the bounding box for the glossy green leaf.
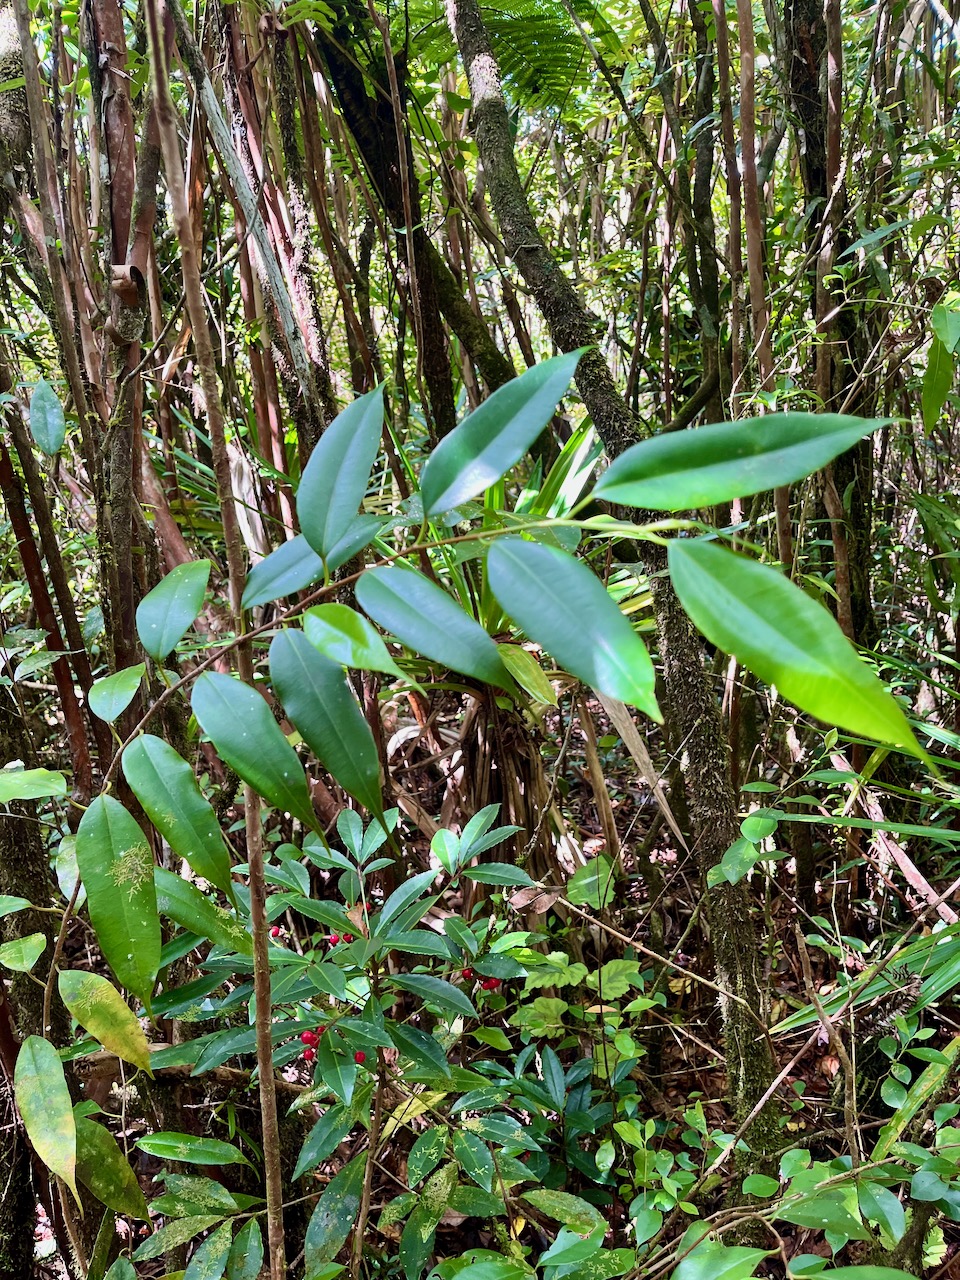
[857,1183,906,1243]
[293,1104,354,1180]
[408,1126,446,1185]
[155,868,252,956]
[811,1269,928,1280]
[923,337,955,434]
[488,538,661,719]
[14,1036,78,1202]
[76,795,161,1008]
[356,566,512,687]
[452,1130,494,1191]
[184,1220,233,1280]
[136,561,211,661]
[226,1220,263,1280]
[134,1216,224,1261]
[0,894,31,917]
[304,604,404,679]
[270,629,382,814]
[0,767,67,803]
[497,644,558,705]
[303,1151,366,1271]
[298,385,385,560]
[88,664,145,723]
[523,1189,605,1234]
[76,1116,150,1219]
[103,1257,137,1280]
[462,864,535,887]
[593,413,890,511]
[314,1033,358,1105]
[55,836,85,909]
[59,970,153,1073]
[30,378,66,454]
[421,350,584,515]
[123,735,234,899]
[400,1161,458,1280]
[192,672,315,828]
[668,540,923,756]
[242,535,325,611]
[0,933,44,971]
[137,1132,252,1168]
[391,973,477,1020]
[671,1240,771,1280]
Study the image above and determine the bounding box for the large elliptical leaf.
[29,378,66,454]
[14,1036,79,1202]
[122,734,235,900]
[270,629,383,815]
[593,413,891,511]
[58,971,153,1073]
[297,385,385,561]
[154,868,253,956]
[136,560,211,661]
[76,1116,150,1218]
[421,349,585,516]
[192,672,316,828]
[76,795,161,1009]
[356,565,512,688]
[303,604,404,679]
[668,538,923,757]
[487,538,661,719]
[241,535,324,611]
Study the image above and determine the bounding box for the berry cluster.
[461,968,502,991]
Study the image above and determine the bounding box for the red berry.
[343,933,354,943]
[480,977,502,990]
[329,933,340,945]
[300,1030,318,1047]
[461,968,474,980]
[303,1047,315,1062]
[317,1025,327,1036]
[354,1051,366,1065]
[270,926,281,938]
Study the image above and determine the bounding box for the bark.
[446,0,779,1151]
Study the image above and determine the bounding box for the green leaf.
[400,1161,458,1280]
[298,385,385,560]
[76,1116,150,1219]
[123,735,234,899]
[741,1174,779,1198]
[133,1216,224,1261]
[136,561,211,661]
[593,413,890,511]
[88,664,146,723]
[0,933,44,971]
[672,1240,771,1280]
[487,539,660,719]
[136,1132,252,1168]
[59,971,152,1073]
[810,1270,927,1280]
[567,854,615,909]
[408,1126,446,1185]
[777,1193,871,1240]
[497,644,558,705]
[706,837,763,888]
[294,1105,354,1180]
[304,604,405,679]
[391,973,478,1020]
[304,1150,366,1271]
[447,1255,532,1280]
[452,1130,495,1192]
[227,1220,264,1280]
[923,337,955,434]
[461,864,535,887]
[315,1033,358,1105]
[270,629,382,814]
[421,350,584,515]
[14,1036,78,1202]
[0,894,31,917]
[76,795,161,1009]
[242,535,325,611]
[192,672,315,828]
[357,566,512,687]
[668,540,923,757]
[857,1183,906,1243]
[872,1035,960,1160]
[932,300,960,353]
[154,868,252,956]
[104,1258,137,1280]
[522,1190,605,1234]
[30,378,66,454]
[55,836,85,909]
[0,767,67,803]
[184,1220,234,1280]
